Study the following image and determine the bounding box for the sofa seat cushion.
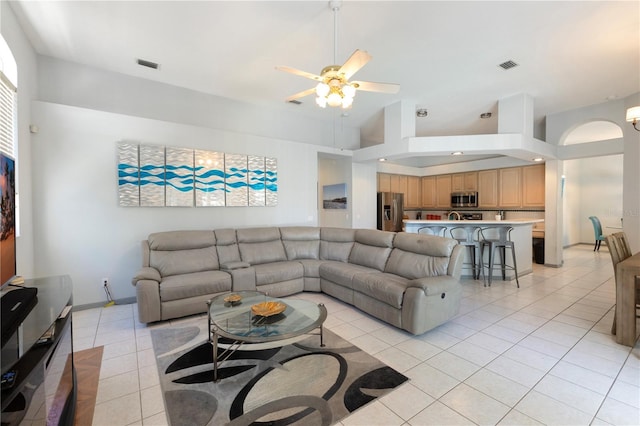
[253,261,304,286]
[160,270,231,302]
[351,272,409,309]
[319,262,378,289]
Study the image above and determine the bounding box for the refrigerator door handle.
[392,199,397,225]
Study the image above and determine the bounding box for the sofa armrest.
[135,279,162,323]
[131,267,161,285]
[407,275,460,296]
[220,261,251,271]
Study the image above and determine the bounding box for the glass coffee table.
[207,290,327,381]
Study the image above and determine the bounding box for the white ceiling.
[8,0,639,158]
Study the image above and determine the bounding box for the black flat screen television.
[1,151,16,287]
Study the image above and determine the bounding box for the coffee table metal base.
[209,323,325,382]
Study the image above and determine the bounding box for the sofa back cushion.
[320,228,355,262]
[237,227,287,265]
[348,229,395,271]
[148,230,216,251]
[214,228,242,266]
[280,227,320,260]
[147,231,219,277]
[385,233,457,279]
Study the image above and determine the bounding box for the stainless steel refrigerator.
[377,192,404,231]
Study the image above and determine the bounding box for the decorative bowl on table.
[224,294,243,305]
[251,301,286,317]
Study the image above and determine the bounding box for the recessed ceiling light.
[533,157,544,162]
[451,151,463,156]
[480,112,492,119]
[416,109,428,118]
[379,158,387,162]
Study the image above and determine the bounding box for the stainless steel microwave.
[451,191,478,207]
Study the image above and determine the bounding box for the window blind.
[0,71,17,157]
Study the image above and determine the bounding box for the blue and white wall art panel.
[225,153,248,206]
[139,144,166,207]
[195,150,226,207]
[266,156,278,207]
[165,147,194,207]
[117,142,140,206]
[248,155,266,207]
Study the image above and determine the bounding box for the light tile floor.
[74,245,640,426]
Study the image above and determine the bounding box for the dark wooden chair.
[605,232,639,335]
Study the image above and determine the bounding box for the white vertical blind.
[0,71,16,157]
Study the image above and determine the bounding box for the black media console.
[1,275,75,426]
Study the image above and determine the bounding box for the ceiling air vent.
[498,60,518,70]
[288,99,302,105]
[137,58,159,70]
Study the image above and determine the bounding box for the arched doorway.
[561,120,623,247]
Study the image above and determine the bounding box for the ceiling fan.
[276,1,400,109]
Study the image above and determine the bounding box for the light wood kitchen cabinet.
[436,175,452,208]
[377,173,391,193]
[390,174,407,195]
[421,176,436,207]
[405,176,421,208]
[478,170,498,208]
[451,172,478,192]
[499,167,522,207]
[464,172,478,191]
[522,164,545,207]
[452,173,464,192]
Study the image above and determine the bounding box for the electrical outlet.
[102,277,109,287]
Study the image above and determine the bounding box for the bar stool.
[417,225,447,236]
[479,226,519,288]
[450,226,482,279]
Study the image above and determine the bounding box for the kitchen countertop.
[403,219,544,226]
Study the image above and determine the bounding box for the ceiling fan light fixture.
[316,96,327,108]
[277,1,399,108]
[327,92,342,107]
[316,82,330,97]
[342,84,356,98]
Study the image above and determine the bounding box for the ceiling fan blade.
[285,87,317,102]
[352,80,400,94]
[339,49,372,80]
[276,66,323,82]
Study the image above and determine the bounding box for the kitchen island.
[404,219,544,281]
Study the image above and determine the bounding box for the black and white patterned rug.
[151,324,409,426]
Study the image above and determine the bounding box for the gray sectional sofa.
[132,227,464,335]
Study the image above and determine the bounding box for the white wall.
[351,162,377,229]
[562,155,623,246]
[1,2,38,279]
[37,56,362,151]
[318,154,352,228]
[31,101,351,306]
